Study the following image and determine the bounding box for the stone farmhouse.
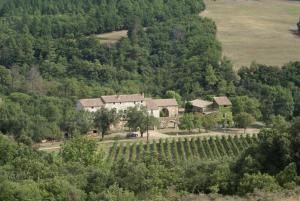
[191,96,232,114]
[77,93,179,128]
[191,96,233,128]
[191,99,213,114]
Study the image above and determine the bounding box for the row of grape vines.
[106,135,257,162]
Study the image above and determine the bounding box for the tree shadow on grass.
[289,29,300,38]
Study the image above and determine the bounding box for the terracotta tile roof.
[152,99,178,107]
[191,99,213,108]
[145,98,159,110]
[101,93,144,103]
[213,96,232,106]
[78,98,104,107]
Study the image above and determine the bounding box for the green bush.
[238,173,281,195]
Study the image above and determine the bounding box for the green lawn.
[202,0,300,69]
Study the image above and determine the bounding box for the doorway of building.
[160,108,169,117]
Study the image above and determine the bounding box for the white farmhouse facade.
[98,94,145,112]
[77,94,179,122]
[76,98,104,113]
[77,94,145,113]
[144,98,160,118]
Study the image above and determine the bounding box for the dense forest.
[0,0,204,37]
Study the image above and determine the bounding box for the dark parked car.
[126,132,138,138]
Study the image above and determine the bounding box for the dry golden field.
[95,30,128,44]
[202,0,300,69]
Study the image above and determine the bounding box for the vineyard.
[106,135,258,162]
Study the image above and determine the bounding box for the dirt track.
[38,128,259,152]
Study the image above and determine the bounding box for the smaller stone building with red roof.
[213,96,232,107]
[190,96,232,114]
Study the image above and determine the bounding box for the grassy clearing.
[202,0,300,69]
[94,30,128,44]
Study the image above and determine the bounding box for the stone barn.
[149,99,179,128]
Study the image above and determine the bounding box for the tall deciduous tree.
[179,113,195,133]
[202,112,220,132]
[271,115,290,133]
[126,106,159,136]
[231,96,261,119]
[165,90,182,106]
[193,113,203,133]
[238,173,280,195]
[60,136,103,166]
[62,109,93,137]
[273,86,294,119]
[26,66,44,94]
[205,65,218,87]
[0,101,29,137]
[276,162,298,187]
[94,108,119,140]
[234,112,255,133]
[288,117,300,172]
[0,65,11,90]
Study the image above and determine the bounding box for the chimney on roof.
[117,95,120,100]
[141,92,144,98]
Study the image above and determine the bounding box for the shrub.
[238,173,281,195]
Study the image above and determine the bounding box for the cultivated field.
[106,134,257,163]
[202,0,300,69]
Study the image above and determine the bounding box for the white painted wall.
[148,109,160,118]
[76,102,102,113]
[84,106,103,113]
[104,101,145,112]
[77,100,178,119]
